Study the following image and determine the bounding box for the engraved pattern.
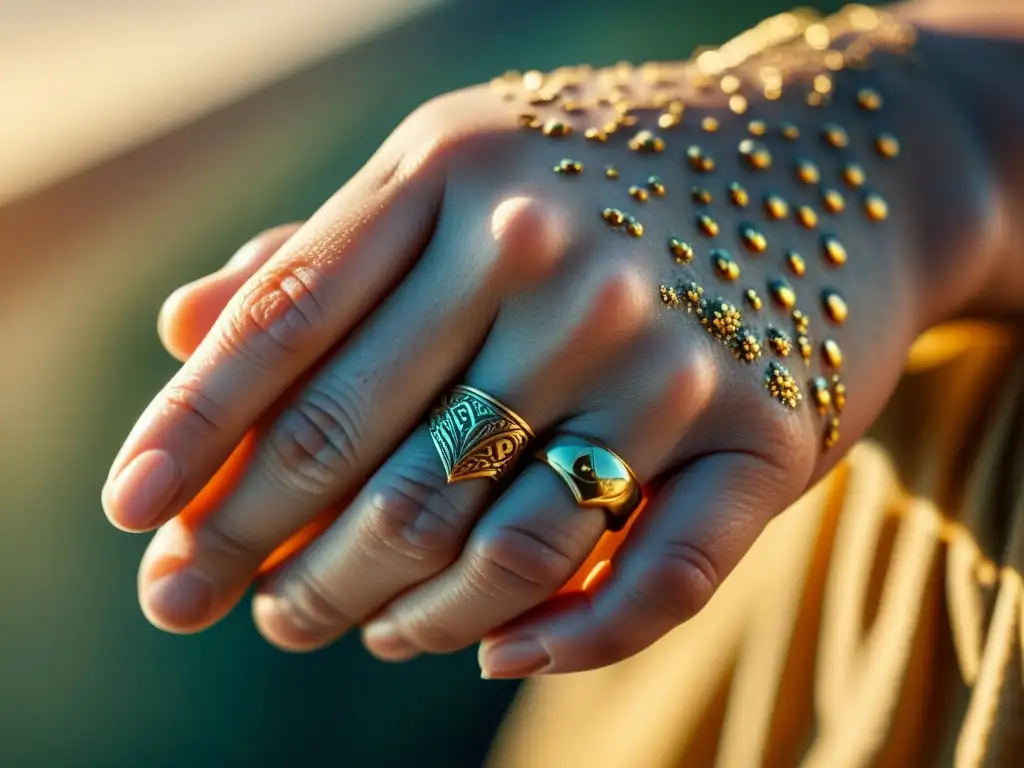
[428,386,533,483]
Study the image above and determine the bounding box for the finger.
[248,256,658,652]
[476,449,805,678]
[137,195,567,633]
[104,153,442,532]
[159,223,303,362]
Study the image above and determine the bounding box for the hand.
[104,11,996,677]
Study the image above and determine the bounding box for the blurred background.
[0,0,848,765]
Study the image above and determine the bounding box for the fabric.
[488,322,1024,768]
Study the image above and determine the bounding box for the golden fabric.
[489,323,1024,768]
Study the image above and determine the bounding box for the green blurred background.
[0,0,847,764]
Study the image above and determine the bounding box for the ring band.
[428,385,534,483]
[534,434,643,531]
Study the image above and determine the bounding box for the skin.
[105,2,1023,680]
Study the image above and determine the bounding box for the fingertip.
[250,592,334,653]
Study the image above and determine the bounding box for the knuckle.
[467,524,575,595]
[161,378,228,434]
[396,610,465,654]
[263,385,368,496]
[489,196,568,286]
[585,260,657,341]
[270,565,358,635]
[626,543,720,626]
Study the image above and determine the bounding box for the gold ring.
[535,434,643,531]
[428,385,534,483]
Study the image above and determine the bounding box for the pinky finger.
[477,451,798,678]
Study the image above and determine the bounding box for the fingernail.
[102,449,181,530]
[362,620,420,662]
[478,637,552,679]
[145,569,214,629]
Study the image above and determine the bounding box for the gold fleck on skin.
[648,176,667,196]
[821,123,850,148]
[740,225,768,253]
[857,87,883,111]
[745,288,763,311]
[765,361,802,409]
[703,298,743,342]
[602,207,625,227]
[605,165,620,180]
[780,123,800,140]
[786,250,807,276]
[628,129,665,153]
[629,185,650,203]
[822,289,849,324]
[669,238,695,263]
[720,74,741,93]
[692,187,713,205]
[701,116,720,132]
[769,277,797,309]
[729,182,750,208]
[822,234,848,266]
[864,192,889,221]
[553,159,583,175]
[733,328,763,363]
[542,119,572,138]
[823,50,845,70]
[797,205,819,229]
[793,310,810,334]
[562,100,585,114]
[764,194,790,220]
[824,416,841,448]
[767,326,793,356]
[660,284,680,308]
[681,281,705,312]
[796,159,821,185]
[875,132,900,158]
[712,249,741,281]
[625,216,644,238]
[518,113,541,128]
[729,94,749,114]
[687,145,716,172]
[748,119,767,136]
[585,127,608,142]
[697,214,720,237]
[813,73,833,94]
[822,338,843,369]
[739,139,772,169]
[842,162,866,188]
[798,334,814,362]
[822,188,846,213]
[832,375,847,411]
[806,91,829,108]
[603,121,620,135]
[658,112,682,129]
[810,376,832,414]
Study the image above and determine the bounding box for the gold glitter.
[857,87,883,111]
[764,194,790,220]
[720,74,741,94]
[561,100,585,114]
[748,119,767,136]
[769,278,796,309]
[864,192,889,221]
[605,165,619,180]
[687,188,710,207]
[620,114,640,127]
[805,23,830,49]
[681,281,704,312]
[660,284,680,308]
[814,74,833,94]
[669,238,694,263]
[797,334,813,361]
[797,205,819,229]
[824,416,841,448]
[822,338,843,368]
[745,288,763,311]
[842,162,866,188]
[767,327,793,356]
[729,182,750,208]
[553,158,583,175]
[733,328,763,363]
[822,188,846,213]
[822,123,850,148]
[740,225,768,254]
[875,132,900,158]
[704,298,743,342]
[792,310,810,334]
[796,159,821,185]
[625,216,644,238]
[658,112,682,129]
[542,119,572,138]
[739,139,772,169]
[822,235,848,266]
[811,376,832,414]
[824,50,845,70]
[603,121,619,134]
[523,70,544,91]
[832,375,847,411]
[701,116,720,132]
[807,91,828,107]
[629,185,650,203]
[601,208,625,227]
[780,123,800,140]
[822,289,849,324]
[628,130,665,153]
[765,84,783,101]
[518,113,541,128]
[697,214,720,237]
[765,361,802,409]
[786,251,807,276]
[729,94,749,114]
[585,127,608,142]
[712,249,741,281]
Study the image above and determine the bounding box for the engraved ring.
[428,385,535,484]
[534,433,644,531]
